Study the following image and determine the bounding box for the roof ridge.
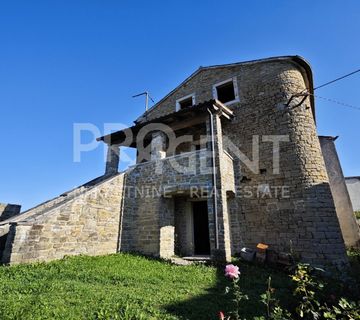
[135,55,311,123]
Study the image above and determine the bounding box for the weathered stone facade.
[0,55,350,268]
[1,175,124,264]
[119,149,213,258]
[131,56,348,267]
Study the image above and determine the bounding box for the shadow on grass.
[165,266,231,320]
[164,261,294,320]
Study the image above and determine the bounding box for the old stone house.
[1,55,359,267]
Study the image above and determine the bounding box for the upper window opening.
[179,97,193,109]
[213,77,239,105]
[217,81,235,102]
[176,94,195,111]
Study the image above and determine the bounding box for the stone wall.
[222,151,235,194]
[0,177,110,227]
[119,150,212,258]
[206,114,232,261]
[2,174,125,264]
[134,58,348,267]
[2,57,349,268]
[222,63,347,267]
[319,136,360,247]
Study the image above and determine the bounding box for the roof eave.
[135,55,316,123]
[97,99,234,145]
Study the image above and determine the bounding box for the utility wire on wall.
[289,67,360,111]
[314,68,360,91]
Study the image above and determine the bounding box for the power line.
[287,70,360,111]
[289,87,360,112]
[314,68,360,90]
[312,93,360,111]
[288,89,360,111]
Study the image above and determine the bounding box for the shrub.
[221,263,360,320]
[354,211,360,219]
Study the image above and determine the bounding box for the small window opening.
[179,97,193,109]
[216,81,235,103]
[176,94,195,111]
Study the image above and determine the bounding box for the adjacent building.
[345,177,360,211]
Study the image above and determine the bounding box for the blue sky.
[0,0,359,210]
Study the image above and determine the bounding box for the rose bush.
[220,263,360,320]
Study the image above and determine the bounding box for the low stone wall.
[0,176,109,226]
[2,174,125,264]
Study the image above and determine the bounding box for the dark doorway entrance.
[0,234,8,262]
[192,201,210,255]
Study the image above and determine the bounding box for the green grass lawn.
[0,253,294,320]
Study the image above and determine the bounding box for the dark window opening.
[175,141,192,155]
[179,97,193,109]
[216,81,236,103]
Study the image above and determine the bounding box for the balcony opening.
[119,146,136,170]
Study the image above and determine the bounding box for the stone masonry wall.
[120,150,212,258]
[2,174,125,264]
[222,63,348,267]
[135,58,348,267]
[0,177,109,227]
[206,114,232,261]
[2,57,348,267]
[222,151,235,194]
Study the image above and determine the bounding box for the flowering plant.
[224,264,248,320]
[225,264,240,280]
[219,262,360,320]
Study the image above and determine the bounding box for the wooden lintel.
[171,114,207,132]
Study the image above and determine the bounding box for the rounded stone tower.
[223,57,348,268]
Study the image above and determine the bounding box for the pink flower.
[225,264,240,279]
[218,311,225,320]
